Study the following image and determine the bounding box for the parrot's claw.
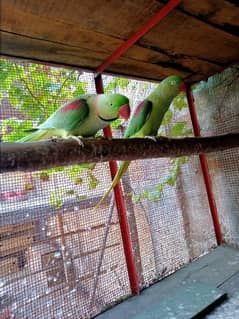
[66,136,84,147]
[145,136,157,142]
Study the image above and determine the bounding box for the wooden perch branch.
[0,133,239,173]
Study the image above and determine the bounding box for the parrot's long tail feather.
[17,130,50,142]
[95,161,131,210]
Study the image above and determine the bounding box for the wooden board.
[130,283,226,319]
[96,246,239,318]
[0,229,34,257]
[1,0,238,83]
[0,221,35,236]
[0,256,19,275]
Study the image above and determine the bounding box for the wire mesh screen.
[1,57,235,318]
[0,59,132,318]
[117,105,217,289]
[193,67,239,246]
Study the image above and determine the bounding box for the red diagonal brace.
[95,0,182,77]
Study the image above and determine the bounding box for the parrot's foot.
[145,136,158,142]
[66,136,84,147]
[50,137,58,142]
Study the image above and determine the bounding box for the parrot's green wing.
[38,97,90,131]
[124,100,153,138]
[17,97,90,142]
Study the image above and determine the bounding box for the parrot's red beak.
[118,104,130,120]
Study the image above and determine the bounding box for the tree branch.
[1,133,239,173]
[13,63,46,112]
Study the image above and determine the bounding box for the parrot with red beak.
[18,93,130,142]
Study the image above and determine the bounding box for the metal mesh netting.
[1,57,235,318]
[116,106,217,288]
[0,59,132,318]
[193,67,239,246]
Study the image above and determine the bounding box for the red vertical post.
[185,86,223,245]
[93,0,183,295]
[94,75,140,294]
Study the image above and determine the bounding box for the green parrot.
[95,75,183,209]
[18,93,130,142]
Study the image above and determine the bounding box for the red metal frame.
[95,0,182,77]
[94,75,139,294]
[93,0,183,295]
[185,87,223,245]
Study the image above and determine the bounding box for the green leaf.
[183,128,193,137]
[39,171,50,182]
[1,119,33,142]
[73,81,88,96]
[67,165,83,179]
[104,77,129,93]
[116,78,129,89]
[53,166,65,172]
[148,190,161,202]
[76,194,87,201]
[74,177,83,185]
[79,163,96,170]
[172,92,187,110]
[87,172,99,190]
[65,189,75,196]
[156,183,163,193]
[141,190,150,199]
[25,183,34,191]
[132,193,141,204]
[49,190,64,209]
[166,174,177,186]
[169,122,192,137]
[104,80,117,93]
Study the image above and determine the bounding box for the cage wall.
[1,58,234,319]
[107,99,217,289]
[192,67,239,247]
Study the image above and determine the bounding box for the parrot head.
[163,75,184,97]
[95,94,130,122]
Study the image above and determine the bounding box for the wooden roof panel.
[140,8,238,63]
[1,0,238,83]
[179,0,239,35]
[5,0,163,37]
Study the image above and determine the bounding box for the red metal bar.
[93,0,182,294]
[95,0,182,77]
[185,86,223,245]
[94,75,140,294]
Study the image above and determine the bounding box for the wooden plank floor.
[96,246,239,319]
[206,253,239,318]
